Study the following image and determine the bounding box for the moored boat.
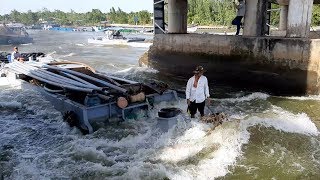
[88,28,151,47]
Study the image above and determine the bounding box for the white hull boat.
[87,36,152,47]
[88,28,152,47]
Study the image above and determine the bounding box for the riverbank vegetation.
[187,0,320,27]
[1,0,320,27]
[0,7,152,26]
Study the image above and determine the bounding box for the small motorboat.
[88,28,150,47]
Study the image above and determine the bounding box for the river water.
[0,30,319,180]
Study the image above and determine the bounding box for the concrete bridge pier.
[168,0,188,33]
[145,0,320,95]
[287,0,314,37]
[243,0,269,36]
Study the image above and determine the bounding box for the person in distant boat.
[11,46,24,62]
[112,30,123,39]
[186,66,210,118]
[232,0,246,35]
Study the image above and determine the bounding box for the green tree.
[9,10,22,22]
[312,5,320,26]
[138,10,151,24]
[270,4,280,27]
[86,9,106,24]
[19,10,38,25]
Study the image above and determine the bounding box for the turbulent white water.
[0,30,319,179]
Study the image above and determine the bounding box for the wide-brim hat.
[193,66,205,74]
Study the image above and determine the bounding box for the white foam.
[217,92,270,102]
[241,106,319,136]
[280,95,320,101]
[46,51,56,56]
[1,86,319,179]
[127,42,152,48]
[147,103,319,179]
[0,101,22,109]
[61,52,76,57]
[21,43,33,46]
[114,66,158,74]
[75,43,85,47]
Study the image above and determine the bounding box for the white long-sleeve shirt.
[186,75,210,103]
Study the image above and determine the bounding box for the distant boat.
[49,27,74,32]
[0,23,33,45]
[88,27,150,47]
[43,24,60,30]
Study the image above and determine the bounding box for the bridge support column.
[287,0,314,37]
[243,0,268,36]
[279,5,288,31]
[168,0,188,33]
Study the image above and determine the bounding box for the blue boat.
[5,60,178,133]
[49,27,75,32]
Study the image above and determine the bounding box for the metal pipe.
[9,64,94,93]
[41,64,127,93]
[94,72,121,86]
[18,62,90,87]
[61,72,98,87]
[106,75,138,84]
[16,62,103,91]
[14,63,86,88]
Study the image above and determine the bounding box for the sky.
[0,0,153,15]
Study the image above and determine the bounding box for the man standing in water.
[186,66,210,118]
[232,0,246,35]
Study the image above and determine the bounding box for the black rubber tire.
[158,107,182,118]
